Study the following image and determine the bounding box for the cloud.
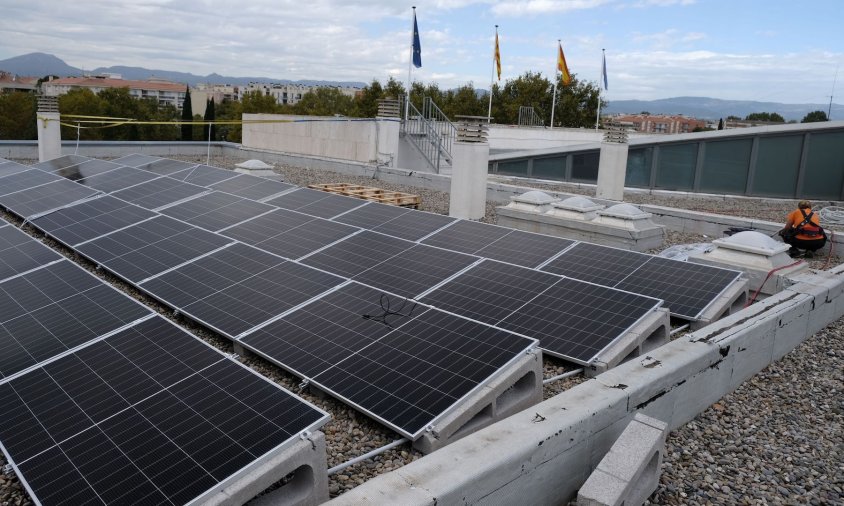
[631,0,695,6]
[491,0,612,17]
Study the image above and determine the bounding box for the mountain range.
[0,52,367,89]
[1,52,841,121]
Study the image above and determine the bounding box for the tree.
[58,88,105,141]
[726,115,741,121]
[354,79,384,118]
[745,112,784,122]
[717,118,724,130]
[203,99,216,140]
[98,87,142,141]
[801,110,828,123]
[551,74,605,128]
[181,86,192,141]
[383,77,406,100]
[490,71,552,126]
[293,87,355,116]
[443,84,486,118]
[0,93,37,140]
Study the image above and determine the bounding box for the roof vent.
[546,196,604,220]
[505,190,558,213]
[712,231,790,256]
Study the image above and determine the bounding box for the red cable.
[822,230,836,271]
[745,260,805,307]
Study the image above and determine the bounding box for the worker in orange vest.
[779,200,826,258]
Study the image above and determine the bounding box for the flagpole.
[405,6,416,121]
[550,40,559,130]
[595,48,604,130]
[487,25,497,123]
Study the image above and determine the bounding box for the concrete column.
[37,111,62,162]
[449,117,489,220]
[595,124,629,202]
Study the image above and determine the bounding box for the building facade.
[42,75,186,109]
[0,72,37,94]
[611,113,709,134]
[244,82,361,106]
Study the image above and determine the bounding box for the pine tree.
[181,86,193,141]
[717,118,724,130]
[203,98,216,140]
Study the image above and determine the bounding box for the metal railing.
[518,106,544,127]
[422,97,455,162]
[400,95,452,173]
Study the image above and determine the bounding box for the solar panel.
[76,216,232,283]
[0,260,151,379]
[300,230,416,278]
[169,164,239,186]
[421,220,511,254]
[352,244,479,299]
[110,153,162,167]
[370,210,456,242]
[0,225,62,280]
[0,179,99,218]
[0,169,62,195]
[140,243,344,337]
[497,277,663,364]
[160,191,274,232]
[52,159,123,180]
[31,154,91,171]
[475,229,575,268]
[540,242,651,286]
[0,316,329,505]
[0,161,34,178]
[420,260,663,364]
[333,201,412,229]
[132,158,197,175]
[419,260,561,325]
[541,243,742,319]
[240,282,536,438]
[222,210,359,260]
[72,166,161,193]
[31,195,156,247]
[266,187,368,219]
[209,174,295,200]
[615,256,742,319]
[111,177,208,210]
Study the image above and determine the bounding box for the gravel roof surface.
[0,155,841,505]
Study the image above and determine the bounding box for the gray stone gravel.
[1,156,841,505]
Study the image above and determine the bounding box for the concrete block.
[578,413,667,506]
[205,431,329,506]
[690,277,749,330]
[771,293,813,361]
[587,308,670,377]
[413,351,543,453]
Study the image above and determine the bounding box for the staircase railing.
[400,96,447,173]
[518,106,544,127]
[422,97,455,162]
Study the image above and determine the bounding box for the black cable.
[362,293,420,328]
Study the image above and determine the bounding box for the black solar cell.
[74,166,161,193]
[266,187,367,218]
[0,225,62,280]
[0,179,99,218]
[161,191,274,232]
[111,177,207,210]
[301,230,415,278]
[209,174,294,200]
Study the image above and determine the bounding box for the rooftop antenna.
[828,64,839,120]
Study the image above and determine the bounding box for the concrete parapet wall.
[327,267,844,506]
[242,114,390,164]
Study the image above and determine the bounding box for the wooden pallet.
[308,183,421,209]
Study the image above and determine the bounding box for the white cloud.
[491,0,612,17]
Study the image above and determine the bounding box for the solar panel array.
[2,155,541,441]
[1,154,742,440]
[0,207,329,504]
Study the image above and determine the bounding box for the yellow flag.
[557,42,571,85]
[495,32,502,80]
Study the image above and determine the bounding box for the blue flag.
[602,52,608,90]
[412,12,422,68]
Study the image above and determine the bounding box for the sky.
[0,0,842,105]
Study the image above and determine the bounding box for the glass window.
[655,143,697,190]
[750,135,802,198]
[802,131,844,200]
[625,147,653,188]
[571,152,599,182]
[532,156,566,181]
[496,159,529,177]
[699,139,752,194]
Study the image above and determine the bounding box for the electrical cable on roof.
[361,293,420,328]
[818,206,844,225]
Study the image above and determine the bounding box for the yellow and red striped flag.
[557,42,571,85]
[495,32,502,80]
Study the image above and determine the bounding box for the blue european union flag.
[412,13,422,68]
